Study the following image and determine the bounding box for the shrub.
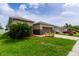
[0,32,9,39]
[8,23,32,39]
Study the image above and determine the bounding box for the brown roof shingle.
[34,21,53,26]
[10,17,34,23]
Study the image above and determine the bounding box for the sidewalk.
[68,40,79,56]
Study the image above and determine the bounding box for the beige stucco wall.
[33,24,42,29]
[40,24,54,30]
[33,24,54,31]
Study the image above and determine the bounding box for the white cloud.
[23,3,79,26]
[1,3,79,28]
[23,12,45,22]
[63,3,79,11]
[63,3,79,15]
[0,14,9,28]
[15,4,43,19]
[19,4,26,11]
[61,11,77,15]
[0,3,15,16]
[24,13,68,26]
[64,3,79,7]
[0,3,46,27]
[0,3,14,12]
[0,3,15,28]
[28,3,45,9]
[12,4,27,17]
[28,3,40,9]
[61,3,79,22]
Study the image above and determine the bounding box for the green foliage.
[64,23,79,31]
[71,26,79,30]
[8,23,32,39]
[64,23,72,29]
[0,32,9,39]
[0,23,3,29]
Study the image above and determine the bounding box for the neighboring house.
[7,17,55,35]
[54,26,63,34]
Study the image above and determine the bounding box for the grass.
[73,32,79,37]
[63,32,79,37]
[0,29,5,34]
[59,32,79,37]
[0,33,76,56]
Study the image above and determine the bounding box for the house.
[7,17,54,35]
[33,21,54,35]
[6,17,34,30]
[8,17,34,26]
[54,26,63,34]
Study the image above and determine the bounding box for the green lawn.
[60,32,79,37]
[73,32,79,37]
[0,34,76,56]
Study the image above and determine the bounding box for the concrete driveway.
[55,34,79,40]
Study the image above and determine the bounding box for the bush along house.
[7,17,55,36]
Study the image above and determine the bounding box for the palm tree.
[64,23,72,29]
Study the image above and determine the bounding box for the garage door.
[43,27,52,34]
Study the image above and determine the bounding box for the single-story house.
[7,17,54,35]
[54,25,63,34]
[7,17,34,26]
[33,21,54,35]
[6,17,34,30]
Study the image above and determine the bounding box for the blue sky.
[8,3,64,17]
[0,3,79,28]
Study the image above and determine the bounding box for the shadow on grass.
[3,37,30,44]
[0,33,9,40]
[0,33,30,44]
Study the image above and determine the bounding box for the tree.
[70,26,79,31]
[63,23,79,34]
[8,23,32,39]
[64,23,72,29]
[0,23,3,29]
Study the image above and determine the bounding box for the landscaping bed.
[0,34,76,56]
